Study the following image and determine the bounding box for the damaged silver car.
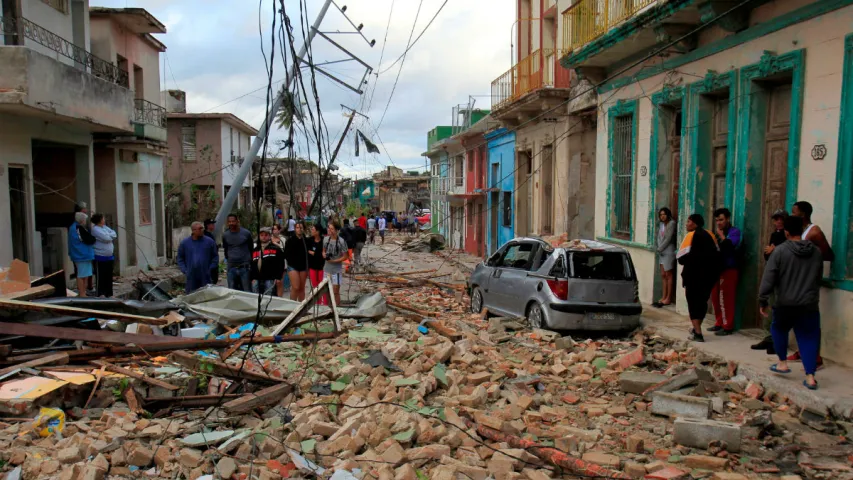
[468,238,642,331]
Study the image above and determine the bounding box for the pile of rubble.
[2,263,852,480]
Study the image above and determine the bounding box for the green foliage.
[112,377,130,399]
[344,201,367,218]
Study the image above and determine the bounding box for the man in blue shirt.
[178,222,219,293]
[707,208,742,336]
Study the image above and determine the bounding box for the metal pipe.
[213,0,334,239]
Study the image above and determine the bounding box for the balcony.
[132,99,167,142]
[490,48,573,119]
[1,15,128,86]
[559,0,735,70]
[0,15,133,132]
[562,0,656,53]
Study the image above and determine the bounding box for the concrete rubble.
[1,252,853,480]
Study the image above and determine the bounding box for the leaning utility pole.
[213,0,334,238]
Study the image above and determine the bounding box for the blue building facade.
[485,128,515,255]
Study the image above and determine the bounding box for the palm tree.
[275,90,304,130]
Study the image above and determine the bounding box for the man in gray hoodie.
[759,215,823,390]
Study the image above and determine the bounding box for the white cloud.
[95,0,515,173]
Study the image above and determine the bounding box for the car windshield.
[570,251,633,280]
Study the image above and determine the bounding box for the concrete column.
[75,142,95,212]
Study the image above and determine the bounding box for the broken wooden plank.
[1,332,339,364]
[0,352,69,378]
[397,269,437,276]
[0,285,55,301]
[220,338,247,362]
[222,383,293,414]
[271,277,331,336]
[0,299,168,325]
[168,351,285,384]
[90,360,180,391]
[144,394,241,408]
[124,386,144,414]
[0,322,186,346]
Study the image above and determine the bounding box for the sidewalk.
[642,304,853,419]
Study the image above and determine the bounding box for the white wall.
[220,120,253,189]
[113,152,165,274]
[0,114,93,272]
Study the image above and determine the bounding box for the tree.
[275,90,304,130]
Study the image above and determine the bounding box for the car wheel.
[470,287,484,314]
[527,302,546,329]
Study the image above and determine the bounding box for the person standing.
[751,209,789,353]
[68,212,96,297]
[351,221,367,267]
[177,222,219,294]
[203,219,220,286]
[222,214,253,292]
[785,201,833,368]
[90,214,117,298]
[357,212,368,231]
[653,208,677,308]
[283,221,308,301]
[341,219,355,268]
[73,202,94,292]
[287,215,296,238]
[707,208,742,336]
[377,215,387,245]
[677,213,720,342]
[307,224,327,305]
[271,224,289,296]
[409,214,418,235]
[367,215,377,244]
[323,221,348,306]
[251,227,285,295]
[760,215,823,390]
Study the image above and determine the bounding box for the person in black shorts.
[676,213,721,342]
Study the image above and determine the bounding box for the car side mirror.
[486,254,499,267]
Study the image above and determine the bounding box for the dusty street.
[1,234,852,480]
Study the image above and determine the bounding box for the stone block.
[216,457,237,479]
[673,418,741,452]
[651,392,712,420]
[626,434,644,453]
[683,455,728,470]
[179,448,203,469]
[619,372,669,394]
[645,466,688,479]
[127,447,154,467]
[710,474,748,480]
[58,446,83,464]
[643,368,712,398]
[555,336,575,350]
[623,461,645,479]
[581,452,620,468]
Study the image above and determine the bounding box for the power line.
[376,0,448,75]
[375,0,424,132]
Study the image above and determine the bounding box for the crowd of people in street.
[172,208,418,306]
[661,201,832,390]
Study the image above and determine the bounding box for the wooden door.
[757,85,791,324]
[540,145,554,235]
[668,111,682,220]
[709,98,729,222]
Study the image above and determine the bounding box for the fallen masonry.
[1,250,852,480]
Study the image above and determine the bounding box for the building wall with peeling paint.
[589,2,853,366]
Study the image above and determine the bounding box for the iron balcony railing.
[0,15,128,87]
[491,48,570,110]
[562,0,657,52]
[134,99,167,127]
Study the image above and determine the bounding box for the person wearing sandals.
[676,214,720,342]
[759,215,823,390]
[653,208,677,308]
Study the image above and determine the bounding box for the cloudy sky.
[97,0,514,178]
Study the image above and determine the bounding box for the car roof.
[507,237,629,253]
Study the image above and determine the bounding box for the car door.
[489,241,539,315]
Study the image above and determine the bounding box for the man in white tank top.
[786,201,834,369]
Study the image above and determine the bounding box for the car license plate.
[591,312,616,321]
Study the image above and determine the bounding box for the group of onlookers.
[67,203,117,298]
[176,214,350,305]
[656,201,832,390]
